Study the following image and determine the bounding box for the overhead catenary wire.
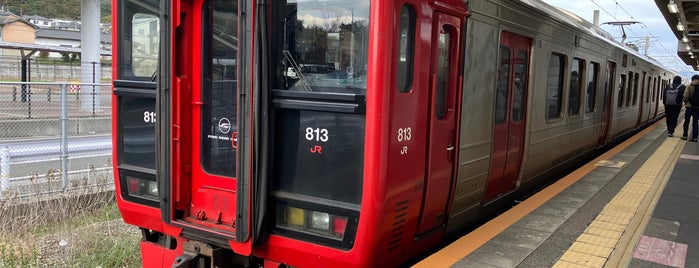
[587,0,688,71]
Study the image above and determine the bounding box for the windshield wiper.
[282,14,312,91]
[282,50,311,91]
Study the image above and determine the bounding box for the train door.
[171,0,252,254]
[636,72,646,127]
[416,12,463,235]
[597,61,616,146]
[483,31,530,202]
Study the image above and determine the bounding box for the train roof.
[516,0,675,73]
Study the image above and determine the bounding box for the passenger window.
[618,74,626,108]
[397,5,416,93]
[495,46,510,124]
[632,73,639,105]
[435,26,452,119]
[646,77,652,103]
[626,72,633,106]
[586,62,599,113]
[512,49,527,122]
[546,53,565,119]
[569,58,583,115]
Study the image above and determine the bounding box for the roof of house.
[36,28,112,44]
[0,11,36,28]
[22,15,49,21]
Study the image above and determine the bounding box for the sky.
[541,0,698,75]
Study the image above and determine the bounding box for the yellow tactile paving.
[552,260,598,268]
[576,233,618,249]
[598,210,634,224]
[588,220,626,233]
[559,251,608,267]
[594,213,633,226]
[568,241,614,258]
[553,136,683,267]
[583,226,623,240]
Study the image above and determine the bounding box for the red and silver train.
[111,0,674,266]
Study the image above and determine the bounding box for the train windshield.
[272,0,369,93]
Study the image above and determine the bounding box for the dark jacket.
[664,76,685,106]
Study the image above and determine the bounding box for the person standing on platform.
[664,75,685,137]
[682,74,699,142]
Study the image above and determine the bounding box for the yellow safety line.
[553,136,683,268]
[413,122,663,268]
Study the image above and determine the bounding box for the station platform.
[415,120,698,268]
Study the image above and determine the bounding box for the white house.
[23,15,52,28]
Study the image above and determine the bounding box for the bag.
[665,85,679,105]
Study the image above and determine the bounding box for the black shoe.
[682,136,688,140]
[691,139,698,142]
[668,133,674,137]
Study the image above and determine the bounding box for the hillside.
[0,0,111,22]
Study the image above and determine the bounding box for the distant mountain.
[0,0,110,22]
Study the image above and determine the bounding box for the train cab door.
[483,31,530,202]
[415,12,463,235]
[171,0,252,255]
[597,61,616,147]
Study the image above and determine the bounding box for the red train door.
[171,0,252,255]
[416,12,462,235]
[598,61,616,146]
[484,32,530,202]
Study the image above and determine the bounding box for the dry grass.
[0,187,142,267]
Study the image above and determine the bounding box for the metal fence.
[0,82,113,200]
[0,56,111,82]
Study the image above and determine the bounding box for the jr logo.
[310,145,323,154]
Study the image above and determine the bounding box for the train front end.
[112,0,381,266]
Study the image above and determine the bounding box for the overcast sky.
[541,0,697,75]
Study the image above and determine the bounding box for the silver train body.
[448,0,673,233]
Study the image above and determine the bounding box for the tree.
[60,52,70,62]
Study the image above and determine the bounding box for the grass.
[0,191,142,267]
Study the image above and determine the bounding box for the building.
[34,28,112,59]
[0,11,36,57]
[23,15,52,28]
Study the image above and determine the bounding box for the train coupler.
[172,241,239,268]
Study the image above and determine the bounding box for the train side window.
[585,62,599,113]
[632,72,639,105]
[655,77,660,102]
[569,58,583,115]
[546,53,565,119]
[435,26,452,119]
[495,46,510,124]
[397,5,416,93]
[626,71,633,106]
[618,74,626,108]
[646,76,651,103]
[512,49,528,122]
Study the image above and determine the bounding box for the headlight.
[311,211,330,230]
[125,175,158,201]
[278,205,349,240]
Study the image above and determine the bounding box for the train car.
[111,0,675,267]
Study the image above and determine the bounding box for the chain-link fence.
[0,56,111,82]
[0,82,113,201]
